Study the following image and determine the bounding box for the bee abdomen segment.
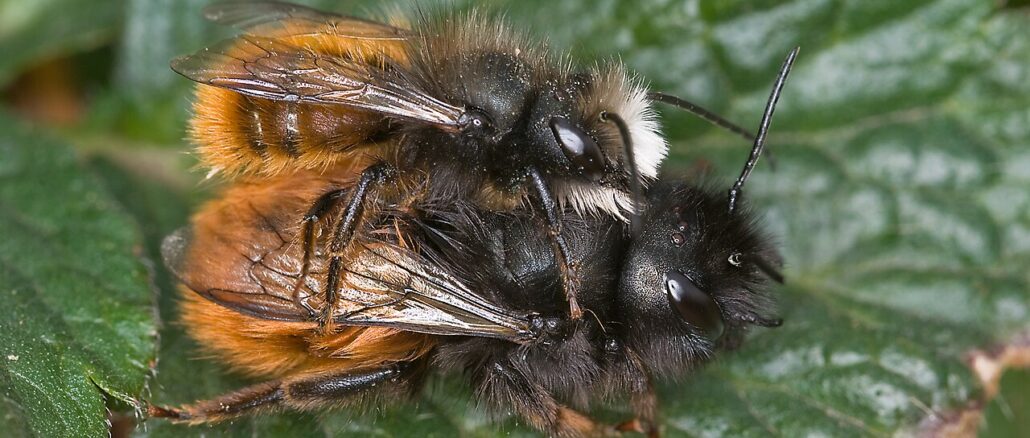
[189,86,389,176]
[282,101,302,157]
[242,98,271,160]
[183,20,411,178]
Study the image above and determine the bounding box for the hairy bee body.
[170,2,673,331]
[158,164,783,433]
[178,4,667,216]
[156,2,796,435]
[161,164,633,428]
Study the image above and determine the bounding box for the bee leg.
[320,163,394,329]
[479,361,613,438]
[527,168,583,320]
[292,188,349,315]
[614,348,660,438]
[148,362,417,425]
[147,379,283,424]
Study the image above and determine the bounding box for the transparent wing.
[334,243,535,342]
[162,173,533,343]
[162,226,312,322]
[171,35,464,126]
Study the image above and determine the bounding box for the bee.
[150,42,798,436]
[170,1,760,323]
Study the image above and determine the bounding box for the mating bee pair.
[152,2,796,436]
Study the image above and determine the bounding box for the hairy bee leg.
[292,188,349,314]
[618,348,660,438]
[147,380,283,424]
[479,361,613,438]
[527,168,583,321]
[320,163,394,328]
[148,363,413,425]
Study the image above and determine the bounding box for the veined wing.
[162,171,534,343]
[335,243,535,342]
[171,35,464,126]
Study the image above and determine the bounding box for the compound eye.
[549,117,604,181]
[664,271,724,338]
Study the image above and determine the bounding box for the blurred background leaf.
[1,0,1028,437]
[0,0,122,87]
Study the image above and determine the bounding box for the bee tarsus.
[478,360,615,437]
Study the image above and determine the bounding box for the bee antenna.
[647,92,756,142]
[600,111,642,237]
[727,47,799,214]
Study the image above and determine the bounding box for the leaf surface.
[4,0,1023,436]
[0,116,156,437]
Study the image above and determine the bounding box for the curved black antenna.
[647,92,756,141]
[727,47,799,214]
[600,111,642,237]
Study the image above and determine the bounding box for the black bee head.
[616,182,782,376]
[614,46,797,376]
[518,67,669,220]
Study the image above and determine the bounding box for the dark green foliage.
[0,0,1027,436]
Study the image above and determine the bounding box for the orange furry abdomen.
[174,167,436,379]
[188,24,410,177]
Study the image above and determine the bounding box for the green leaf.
[0,0,123,86]
[980,368,1030,437]
[83,0,1029,436]
[0,115,157,437]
